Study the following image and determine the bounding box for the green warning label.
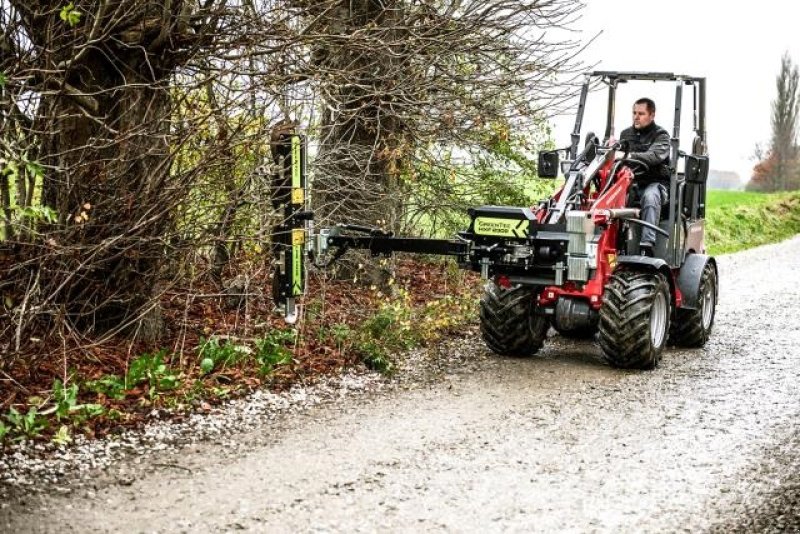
[292,244,303,295]
[291,136,302,204]
[474,217,528,238]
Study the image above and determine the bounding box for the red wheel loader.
[272,71,718,369]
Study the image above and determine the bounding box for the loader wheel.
[669,263,717,347]
[598,270,670,369]
[480,282,549,357]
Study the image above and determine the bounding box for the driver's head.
[632,98,656,130]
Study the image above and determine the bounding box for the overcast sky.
[551,0,800,184]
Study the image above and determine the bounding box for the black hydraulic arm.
[325,234,468,258]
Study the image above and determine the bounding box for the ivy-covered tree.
[0,1,231,344]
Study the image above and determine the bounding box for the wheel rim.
[701,277,715,330]
[650,291,668,347]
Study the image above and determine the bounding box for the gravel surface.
[2,236,800,533]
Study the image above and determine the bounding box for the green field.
[706,189,800,255]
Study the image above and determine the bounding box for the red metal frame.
[534,160,642,311]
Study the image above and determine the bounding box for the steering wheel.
[619,158,649,176]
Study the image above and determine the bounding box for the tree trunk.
[25,16,182,339]
[311,0,405,287]
[39,82,173,337]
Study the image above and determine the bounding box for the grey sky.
[552,0,800,184]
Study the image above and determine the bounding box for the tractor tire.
[480,282,549,357]
[669,262,717,347]
[598,270,671,369]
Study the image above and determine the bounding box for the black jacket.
[619,122,671,185]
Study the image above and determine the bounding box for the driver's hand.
[614,150,627,160]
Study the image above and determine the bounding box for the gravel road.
[2,236,800,533]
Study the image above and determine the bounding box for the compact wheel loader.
[271,71,718,369]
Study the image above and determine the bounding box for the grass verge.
[706,190,800,255]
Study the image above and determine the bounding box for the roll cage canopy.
[569,71,708,161]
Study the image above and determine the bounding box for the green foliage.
[0,72,6,87]
[59,3,82,27]
[403,124,556,237]
[254,330,294,376]
[0,152,53,241]
[126,351,180,398]
[52,379,79,420]
[197,337,250,375]
[357,341,393,374]
[0,379,109,443]
[346,290,417,375]
[706,190,800,254]
[5,407,48,440]
[362,290,417,349]
[89,351,182,401]
[200,357,215,375]
[317,323,353,355]
[85,375,126,400]
[52,425,72,446]
[12,205,57,223]
[329,324,351,350]
[171,83,271,258]
[345,270,479,375]
[198,332,294,377]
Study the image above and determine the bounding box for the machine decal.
[291,135,304,205]
[292,244,303,296]
[474,217,528,238]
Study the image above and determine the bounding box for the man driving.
[619,98,671,257]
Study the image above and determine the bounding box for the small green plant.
[41,379,105,423]
[85,375,126,400]
[52,425,72,446]
[0,421,8,442]
[362,301,417,350]
[59,2,82,26]
[330,323,352,351]
[356,340,394,374]
[212,386,231,398]
[198,337,250,375]
[254,330,294,376]
[87,352,180,400]
[5,407,48,440]
[0,72,6,88]
[127,351,180,399]
[52,379,79,420]
[363,309,395,338]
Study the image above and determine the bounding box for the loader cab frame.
[567,71,710,267]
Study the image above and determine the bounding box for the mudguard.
[675,253,716,310]
[617,256,669,272]
[616,256,675,300]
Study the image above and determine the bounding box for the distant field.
[706,190,771,207]
[706,189,800,255]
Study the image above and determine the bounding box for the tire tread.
[480,282,548,357]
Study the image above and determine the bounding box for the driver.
[619,98,671,257]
